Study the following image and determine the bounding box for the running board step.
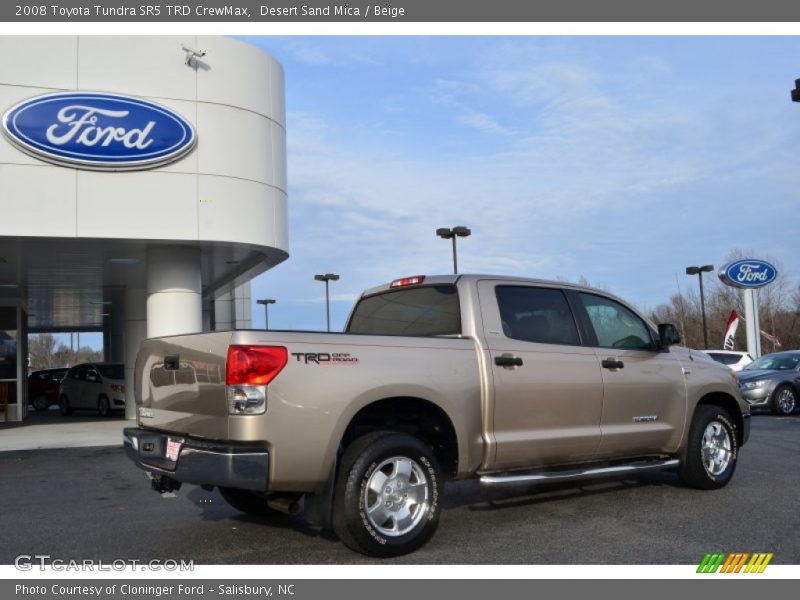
[479,458,680,486]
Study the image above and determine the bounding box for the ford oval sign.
[2,92,196,170]
[718,259,777,289]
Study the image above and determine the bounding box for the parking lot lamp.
[314,274,340,332]
[436,226,471,274]
[685,264,714,349]
[256,298,276,330]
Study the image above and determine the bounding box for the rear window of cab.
[346,285,461,336]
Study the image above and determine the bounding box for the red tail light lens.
[226,345,288,386]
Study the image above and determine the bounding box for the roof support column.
[146,246,202,338]
[123,286,146,420]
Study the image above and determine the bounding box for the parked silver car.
[59,363,125,417]
[737,351,800,415]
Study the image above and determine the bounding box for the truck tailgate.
[135,331,232,440]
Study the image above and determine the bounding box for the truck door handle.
[601,358,624,370]
[495,355,523,367]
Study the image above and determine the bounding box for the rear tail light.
[226,345,288,386]
[390,275,426,288]
[225,346,288,416]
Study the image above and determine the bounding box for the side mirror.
[658,323,681,347]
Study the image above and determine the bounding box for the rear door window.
[495,286,581,345]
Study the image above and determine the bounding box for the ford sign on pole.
[718,259,778,289]
[2,92,196,170]
[718,258,778,359]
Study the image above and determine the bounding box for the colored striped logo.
[697,552,773,573]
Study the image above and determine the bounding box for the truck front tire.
[333,432,442,558]
[678,405,738,490]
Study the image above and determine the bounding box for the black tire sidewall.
[683,406,738,488]
[33,396,48,411]
[59,395,71,415]
[338,433,442,557]
[98,396,110,417]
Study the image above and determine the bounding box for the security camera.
[181,44,206,66]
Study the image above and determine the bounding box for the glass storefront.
[0,305,26,421]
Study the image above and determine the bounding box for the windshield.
[96,364,124,380]
[743,354,800,372]
[347,285,461,336]
[707,353,742,366]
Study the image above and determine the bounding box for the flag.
[723,310,738,350]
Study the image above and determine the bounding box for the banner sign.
[5,0,800,22]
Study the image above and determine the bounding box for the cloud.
[457,108,513,135]
[248,36,800,331]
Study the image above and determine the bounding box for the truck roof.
[360,274,612,298]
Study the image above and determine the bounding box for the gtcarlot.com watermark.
[15,554,194,572]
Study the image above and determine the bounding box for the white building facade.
[0,36,288,420]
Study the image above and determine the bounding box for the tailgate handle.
[601,358,625,370]
[495,355,523,367]
[164,355,180,371]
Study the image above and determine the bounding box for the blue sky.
[238,36,800,332]
[75,36,800,345]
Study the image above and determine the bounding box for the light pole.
[256,298,276,330]
[436,226,471,274]
[686,264,714,349]
[314,274,339,332]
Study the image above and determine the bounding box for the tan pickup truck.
[124,274,750,557]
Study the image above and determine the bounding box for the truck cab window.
[495,286,580,345]
[579,293,653,350]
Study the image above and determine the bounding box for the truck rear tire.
[333,431,442,558]
[219,487,278,516]
[678,405,738,490]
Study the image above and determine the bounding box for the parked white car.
[59,363,125,417]
[702,350,753,372]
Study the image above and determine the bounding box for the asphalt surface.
[0,416,798,564]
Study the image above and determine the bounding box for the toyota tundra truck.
[124,274,750,557]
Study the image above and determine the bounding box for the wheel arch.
[338,396,460,478]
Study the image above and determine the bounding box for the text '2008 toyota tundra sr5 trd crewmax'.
[124,274,750,557]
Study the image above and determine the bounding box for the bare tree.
[29,334,103,371]
[28,334,58,370]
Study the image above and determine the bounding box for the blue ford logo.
[719,259,777,289]
[2,92,196,170]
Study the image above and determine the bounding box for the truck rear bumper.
[123,427,269,491]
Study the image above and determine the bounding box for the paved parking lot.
[0,416,798,564]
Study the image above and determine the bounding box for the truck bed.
[134,330,485,490]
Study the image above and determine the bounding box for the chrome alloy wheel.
[701,420,732,476]
[363,456,429,537]
[776,388,797,414]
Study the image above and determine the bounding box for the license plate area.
[166,438,183,462]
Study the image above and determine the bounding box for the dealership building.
[0,36,288,421]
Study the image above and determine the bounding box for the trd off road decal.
[290,352,359,365]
